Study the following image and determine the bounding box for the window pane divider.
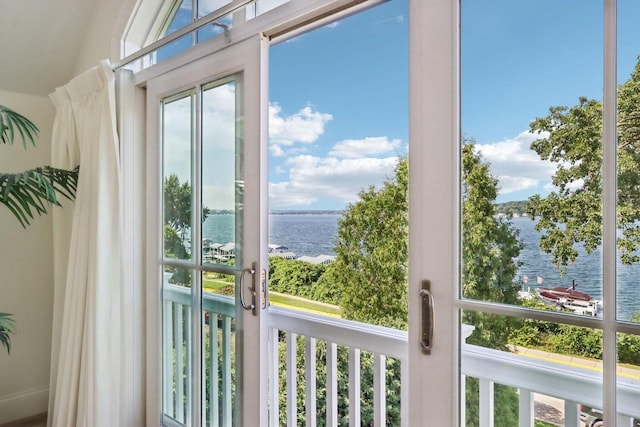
[602,0,618,425]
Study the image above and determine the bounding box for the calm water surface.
[203,213,639,320]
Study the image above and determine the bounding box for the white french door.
[146,36,268,427]
[408,1,640,426]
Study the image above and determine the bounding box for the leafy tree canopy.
[462,142,523,350]
[332,157,409,329]
[331,146,522,336]
[163,173,211,235]
[527,57,640,268]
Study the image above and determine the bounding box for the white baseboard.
[0,385,49,424]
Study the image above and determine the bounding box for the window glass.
[201,79,239,268]
[163,93,194,261]
[461,0,604,317]
[267,0,408,330]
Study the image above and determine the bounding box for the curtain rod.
[112,0,254,71]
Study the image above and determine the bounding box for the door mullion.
[192,88,204,427]
[602,0,618,425]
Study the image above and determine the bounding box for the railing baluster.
[186,306,192,426]
[564,400,579,427]
[209,312,219,427]
[348,348,361,427]
[373,353,386,427]
[306,337,317,427]
[175,303,185,422]
[618,414,636,426]
[326,342,338,427]
[221,316,232,427]
[269,328,280,427]
[479,378,494,427]
[400,358,408,427]
[518,389,533,427]
[163,300,174,419]
[286,332,298,426]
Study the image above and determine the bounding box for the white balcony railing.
[163,284,235,427]
[162,285,640,426]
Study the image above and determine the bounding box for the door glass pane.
[462,309,603,426]
[617,0,640,325]
[461,0,605,424]
[202,271,236,426]
[617,0,640,423]
[202,79,239,268]
[163,267,194,424]
[164,93,194,261]
[461,0,603,311]
[267,2,408,424]
[201,78,240,425]
[268,0,408,328]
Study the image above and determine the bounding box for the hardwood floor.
[0,413,47,427]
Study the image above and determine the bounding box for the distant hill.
[494,200,529,216]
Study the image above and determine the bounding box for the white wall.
[0,90,56,424]
[73,0,137,75]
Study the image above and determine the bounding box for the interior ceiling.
[0,0,99,97]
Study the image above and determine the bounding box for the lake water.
[203,213,639,320]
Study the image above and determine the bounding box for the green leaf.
[0,166,79,227]
[0,313,15,354]
[0,105,38,148]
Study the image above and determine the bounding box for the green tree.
[527,57,640,267]
[268,257,327,299]
[163,173,211,237]
[462,142,523,349]
[332,157,408,329]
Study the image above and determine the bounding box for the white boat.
[535,281,602,317]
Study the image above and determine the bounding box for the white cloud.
[329,136,402,159]
[474,130,554,195]
[269,103,333,156]
[269,155,399,207]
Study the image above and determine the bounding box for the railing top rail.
[463,344,640,419]
[268,306,407,359]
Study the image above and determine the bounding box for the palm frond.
[0,105,39,148]
[0,313,15,354]
[0,166,79,227]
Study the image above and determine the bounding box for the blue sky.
[162,0,640,209]
[268,0,640,208]
[268,1,408,210]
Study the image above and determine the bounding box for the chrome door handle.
[420,280,434,355]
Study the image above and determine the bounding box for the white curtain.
[47,60,123,427]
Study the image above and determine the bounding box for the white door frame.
[145,35,269,427]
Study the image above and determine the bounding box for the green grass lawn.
[268,291,342,317]
[202,278,342,318]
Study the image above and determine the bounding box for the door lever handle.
[420,280,434,355]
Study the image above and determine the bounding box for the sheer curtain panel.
[47,60,124,427]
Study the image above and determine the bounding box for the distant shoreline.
[268,210,342,215]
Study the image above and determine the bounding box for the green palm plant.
[0,313,15,354]
[1,105,79,227]
[0,105,79,354]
